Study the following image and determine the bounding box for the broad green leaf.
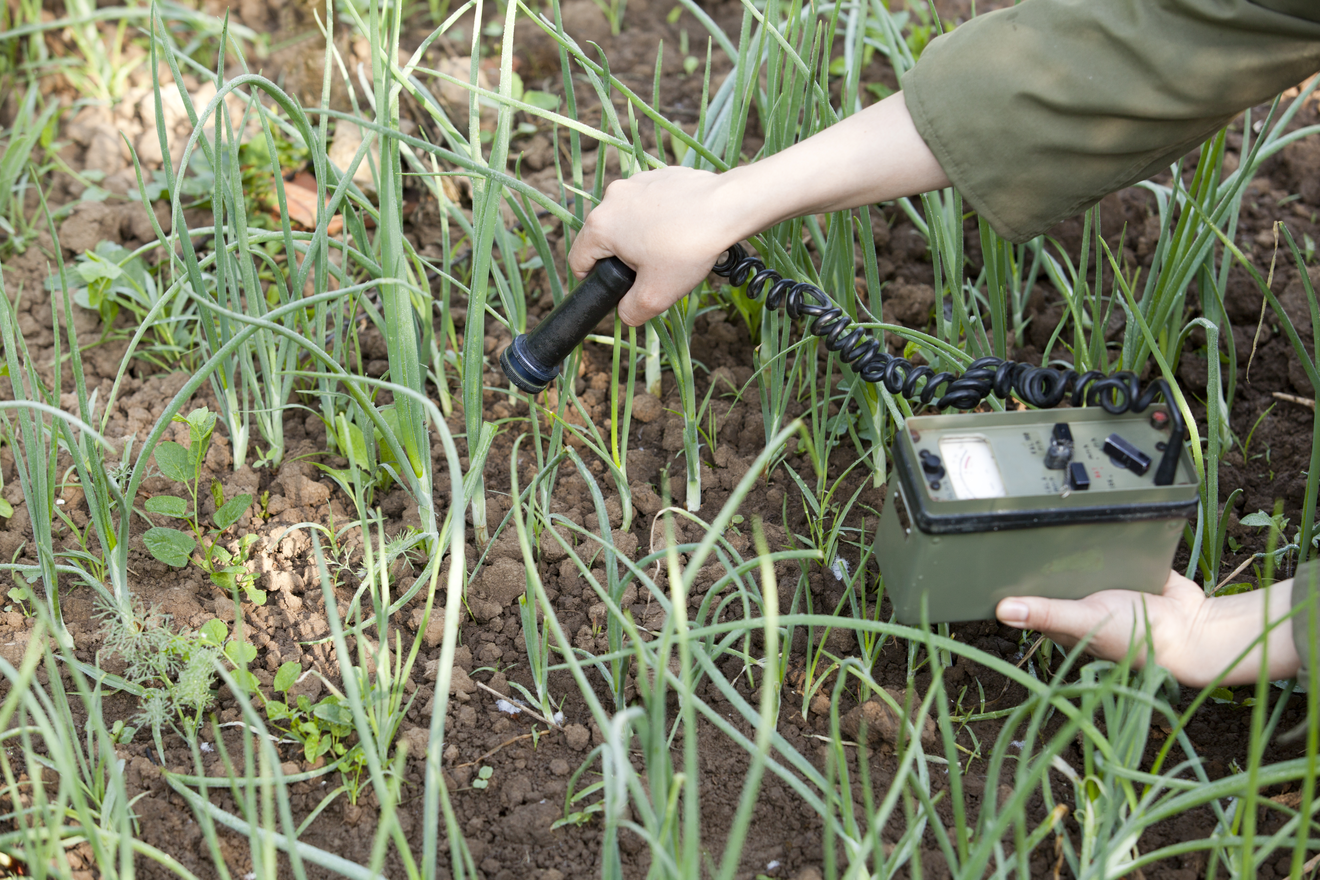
[266,700,290,721]
[213,493,253,530]
[244,584,268,606]
[73,286,100,311]
[232,669,260,693]
[0,498,12,519]
[199,618,228,645]
[224,640,258,665]
[145,495,188,518]
[76,260,122,285]
[523,90,559,112]
[209,569,236,592]
[337,416,369,466]
[274,661,301,692]
[154,441,195,483]
[313,697,352,734]
[176,407,217,445]
[143,527,196,568]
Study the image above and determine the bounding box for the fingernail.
[998,600,1029,626]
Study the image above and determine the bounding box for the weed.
[4,578,34,616]
[97,598,230,741]
[263,663,356,766]
[56,240,195,361]
[142,406,261,604]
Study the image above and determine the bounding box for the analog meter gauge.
[938,435,1007,500]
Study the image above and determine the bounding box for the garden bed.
[2,1,1320,878]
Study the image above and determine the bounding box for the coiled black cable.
[711,243,1186,486]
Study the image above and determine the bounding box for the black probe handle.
[500,257,637,393]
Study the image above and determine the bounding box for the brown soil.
[3,1,1320,878]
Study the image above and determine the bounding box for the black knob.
[1068,461,1091,491]
[1043,436,1073,470]
[500,257,637,393]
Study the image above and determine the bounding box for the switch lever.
[1103,433,1152,476]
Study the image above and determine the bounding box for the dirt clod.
[476,557,527,606]
[563,723,591,751]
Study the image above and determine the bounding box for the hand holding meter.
[500,248,1194,624]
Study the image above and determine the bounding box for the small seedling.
[262,660,343,763]
[143,407,262,603]
[107,719,136,745]
[60,241,156,333]
[5,582,33,616]
[260,661,373,798]
[1240,509,1290,535]
[552,776,605,829]
[471,766,494,790]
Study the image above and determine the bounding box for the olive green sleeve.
[902,0,1320,243]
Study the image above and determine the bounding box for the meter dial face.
[938,435,1007,500]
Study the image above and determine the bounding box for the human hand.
[995,571,1299,688]
[567,166,739,326]
[566,93,951,326]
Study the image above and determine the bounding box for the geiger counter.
[501,248,1198,624]
[876,408,1197,623]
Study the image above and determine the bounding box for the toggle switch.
[1103,433,1152,476]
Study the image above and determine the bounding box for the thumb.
[996,595,1109,645]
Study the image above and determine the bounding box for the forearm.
[713,92,950,241]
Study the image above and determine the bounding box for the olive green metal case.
[877,408,1198,624]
